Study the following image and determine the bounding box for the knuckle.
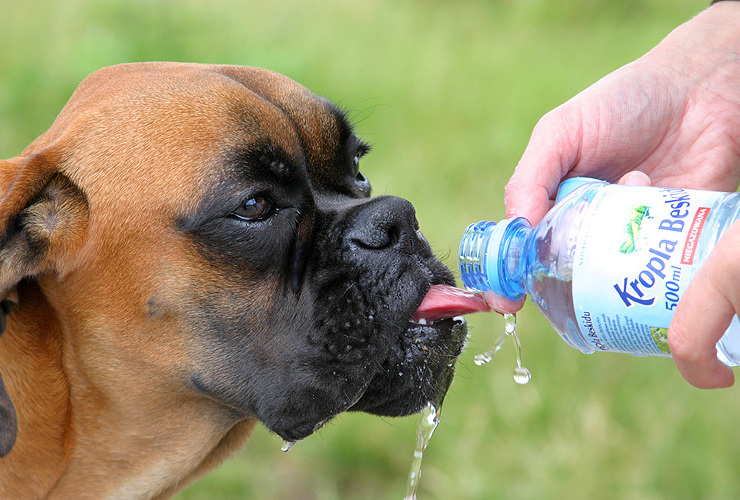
[667,318,696,363]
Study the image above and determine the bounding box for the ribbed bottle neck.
[459,218,531,300]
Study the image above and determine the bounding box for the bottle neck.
[459,218,531,300]
[488,218,530,300]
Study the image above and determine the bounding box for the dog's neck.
[0,282,68,497]
[0,281,257,498]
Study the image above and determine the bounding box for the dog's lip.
[349,314,468,416]
[406,315,466,332]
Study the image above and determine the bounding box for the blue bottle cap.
[458,219,517,296]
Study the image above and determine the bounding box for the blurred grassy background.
[2,0,735,499]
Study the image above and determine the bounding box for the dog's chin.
[348,316,467,417]
[262,316,467,443]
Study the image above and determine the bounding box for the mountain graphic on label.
[650,326,671,354]
[619,205,650,254]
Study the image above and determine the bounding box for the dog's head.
[0,63,467,453]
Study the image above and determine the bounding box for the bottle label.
[572,185,723,356]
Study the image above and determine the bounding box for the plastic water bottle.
[458,177,740,365]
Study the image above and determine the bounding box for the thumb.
[617,170,652,187]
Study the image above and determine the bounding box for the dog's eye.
[352,144,371,194]
[354,171,371,194]
[232,196,276,221]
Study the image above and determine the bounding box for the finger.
[483,291,525,314]
[669,225,740,388]
[617,170,652,187]
[669,285,735,389]
[505,109,582,224]
[503,181,552,225]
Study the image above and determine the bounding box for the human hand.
[668,219,740,389]
[613,171,738,389]
[505,2,740,226]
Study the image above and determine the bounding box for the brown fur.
[0,62,466,499]
[0,63,327,498]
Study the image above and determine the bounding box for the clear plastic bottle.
[458,177,740,365]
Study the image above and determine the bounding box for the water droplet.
[504,313,516,334]
[473,330,508,366]
[513,366,531,385]
[475,313,533,385]
[474,352,493,366]
[281,440,295,452]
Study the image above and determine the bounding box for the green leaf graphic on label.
[619,205,649,254]
[650,327,671,354]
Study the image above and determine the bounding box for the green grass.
[2,1,733,499]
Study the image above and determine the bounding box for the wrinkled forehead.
[41,63,351,211]
[215,65,351,170]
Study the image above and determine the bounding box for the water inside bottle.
[474,313,531,384]
[404,402,440,500]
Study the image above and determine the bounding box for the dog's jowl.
[0,63,468,498]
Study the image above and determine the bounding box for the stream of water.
[474,313,531,384]
[403,402,439,500]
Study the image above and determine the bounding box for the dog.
[0,62,467,498]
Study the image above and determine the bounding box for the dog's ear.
[0,152,89,296]
[0,152,89,456]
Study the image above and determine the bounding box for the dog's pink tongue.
[411,284,491,322]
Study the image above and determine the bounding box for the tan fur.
[0,62,338,498]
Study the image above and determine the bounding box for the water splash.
[404,402,440,500]
[473,330,507,366]
[474,313,531,384]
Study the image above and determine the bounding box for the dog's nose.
[349,196,420,253]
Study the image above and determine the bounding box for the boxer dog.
[0,63,470,498]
